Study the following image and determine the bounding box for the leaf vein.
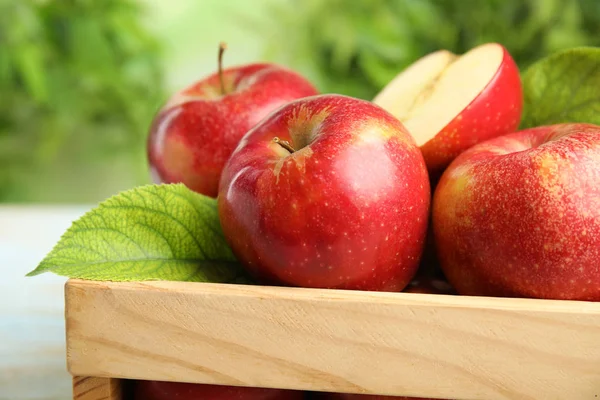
[70,226,149,258]
[101,204,205,253]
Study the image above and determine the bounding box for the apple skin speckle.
[433,123,600,301]
[421,45,523,181]
[218,95,430,292]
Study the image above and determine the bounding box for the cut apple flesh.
[373,43,505,146]
[373,50,457,121]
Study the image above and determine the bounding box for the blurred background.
[2,1,600,399]
[2,0,600,205]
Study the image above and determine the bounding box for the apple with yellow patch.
[373,43,523,179]
[218,94,430,291]
[147,44,318,197]
[432,123,600,300]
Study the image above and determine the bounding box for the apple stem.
[273,137,295,153]
[218,42,227,95]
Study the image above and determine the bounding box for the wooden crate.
[65,279,600,400]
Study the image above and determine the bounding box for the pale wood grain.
[72,376,122,400]
[65,279,600,400]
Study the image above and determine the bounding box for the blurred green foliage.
[262,0,600,100]
[4,0,600,203]
[0,0,163,203]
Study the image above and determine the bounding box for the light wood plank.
[65,279,600,400]
[72,376,122,400]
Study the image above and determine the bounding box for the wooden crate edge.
[73,376,122,400]
[64,279,600,400]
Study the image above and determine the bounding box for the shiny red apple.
[373,43,522,180]
[133,380,305,400]
[218,94,430,291]
[147,44,319,197]
[433,123,600,300]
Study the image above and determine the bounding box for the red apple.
[133,380,305,400]
[147,43,319,197]
[432,123,600,300]
[373,43,523,180]
[217,94,430,291]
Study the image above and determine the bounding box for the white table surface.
[0,205,91,400]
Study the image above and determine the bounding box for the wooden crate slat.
[65,279,600,400]
[72,376,122,400]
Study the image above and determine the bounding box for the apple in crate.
[373,43,522,178]
[134,381,305,400]
[147,44,319,197]
[218,94,430,291]
[432,123,600,300]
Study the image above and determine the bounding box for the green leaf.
[26,183,252,283]
[521,47,600,128]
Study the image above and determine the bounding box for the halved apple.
[373,43,523,179]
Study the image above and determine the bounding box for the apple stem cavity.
[218,42,228,95]
[273,137,295,153]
